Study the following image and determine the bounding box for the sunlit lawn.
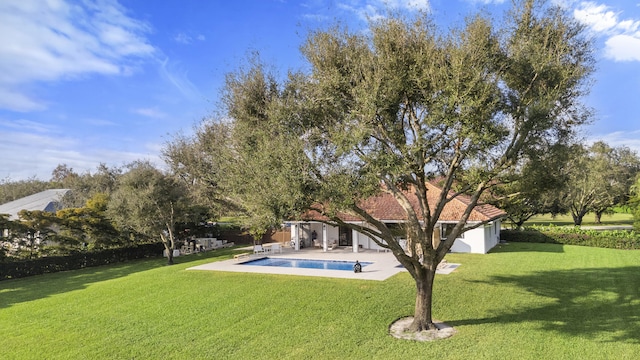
[526,212,634,226]
[1,243,639,359]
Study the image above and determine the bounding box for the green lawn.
[526,212,634,226]
[1,244,639,359]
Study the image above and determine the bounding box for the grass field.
[1,244,639,359]
[526,212,634,226]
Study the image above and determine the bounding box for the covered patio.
[287,221,390,253]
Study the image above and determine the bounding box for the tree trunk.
[161,228,175,265]
[409,266,437,331]
[594,212,602,224]
[571,211,583,226]
[162,241,174,265]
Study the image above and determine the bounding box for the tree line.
[0,162,213,265]
[491,141,640,228]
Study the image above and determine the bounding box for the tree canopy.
[107,161,193,265]
[555,142,640,226]
[165,0,594,332]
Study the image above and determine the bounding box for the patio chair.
[270,243,282,253]
[253,245,265,254]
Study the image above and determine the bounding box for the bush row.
[0,243,164,281]
[501,227,640,250]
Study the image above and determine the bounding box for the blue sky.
[1,0,639,180]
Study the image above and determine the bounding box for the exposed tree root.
[389,317,456,341]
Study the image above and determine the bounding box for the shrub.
[501,225,640,250]
[0,243,164,281]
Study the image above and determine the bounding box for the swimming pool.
[240,257,372,271]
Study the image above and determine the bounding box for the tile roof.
[302,182,505,223]
[0,189,70,220]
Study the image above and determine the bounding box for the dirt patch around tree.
[389,317,457,341]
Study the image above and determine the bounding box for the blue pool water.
[241,257,372,271]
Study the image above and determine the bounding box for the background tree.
[56,193,121,250]
[107,161,192,265]
[14,210,67,258]
[164,123,234,222]
[631,176,640,231]
[51,163,122,208]
[173,0,593,332]
[591,145,640,222]
[0,213,19,258]
[164,59,313,242]
[559,142,639,225]
[0,176,50,205]
[489,143,572,228]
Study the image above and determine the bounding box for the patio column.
[292,224,300,251]
[352,228,359,253]
[322,223,328,252]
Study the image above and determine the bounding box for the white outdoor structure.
[288,182,505,254]
[288,220,502,254]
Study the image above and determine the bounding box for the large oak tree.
[168,0,593,332]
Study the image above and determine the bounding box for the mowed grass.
[1,244,639,359]
[527,212,634,226]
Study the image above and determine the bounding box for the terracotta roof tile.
[302,182,505,223]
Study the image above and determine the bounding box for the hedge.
[0,243,164,281]
[501,226,640,250]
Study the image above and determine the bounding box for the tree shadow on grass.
[491,241,566,253]
[449,266,640,343]
[497,230,567,253]
[0,247,238,309]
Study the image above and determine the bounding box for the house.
[288,182,505,254]
[0,189,71,220]
[1,189,71,251]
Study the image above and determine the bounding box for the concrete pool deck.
[187,246,459,281]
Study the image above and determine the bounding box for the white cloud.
[551,0,575,8]
[588,130,640,155]
[85,118,119,127]
[0,118,58,133]
[467,0,506,5]
[174,32,206,44]
[0,125,162,181]
[133,107,168,119]
[387,0,431,11]
[574,2,619,32]
[158,58,202,102]
[604,34,640,61]
[0,89,47,112]
[0,0,155,112]
[338,0,430,22]
[573,1,640,62]
[174,32,193,44]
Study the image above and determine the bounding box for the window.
[441,223,464,239]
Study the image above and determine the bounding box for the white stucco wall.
[449,220,501,254]
[449,226,484,253]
